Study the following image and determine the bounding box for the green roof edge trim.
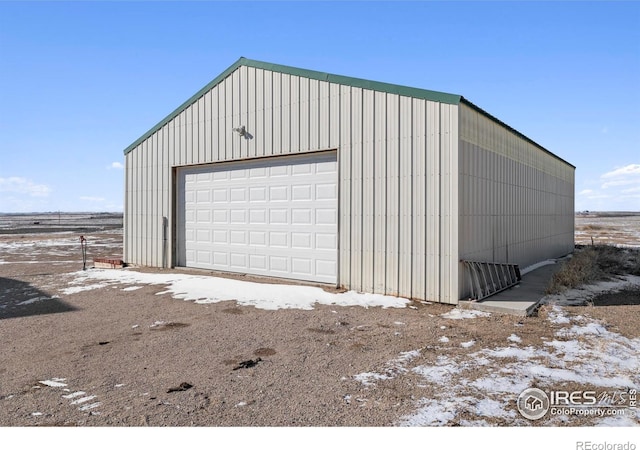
[123,57,462,155]
[459,98,575,169]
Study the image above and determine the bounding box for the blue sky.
[0,1,638,213]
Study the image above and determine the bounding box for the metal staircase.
[462,261,521,301]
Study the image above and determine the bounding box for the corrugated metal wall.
[458,102,575,298]
[125,64,460,303]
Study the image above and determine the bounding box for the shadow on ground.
[590,287,640,306]
[0,277,76,320]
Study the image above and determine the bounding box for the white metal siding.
[458,102,574,298]
[125,64,460,303]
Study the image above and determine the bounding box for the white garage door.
[177,152,338,284]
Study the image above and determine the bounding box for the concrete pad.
[459,262,561,316]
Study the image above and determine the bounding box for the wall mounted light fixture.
[232,125,246,137]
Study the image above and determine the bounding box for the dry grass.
[580,224,606,231]
[545,245,640,294]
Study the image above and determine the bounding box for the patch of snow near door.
[63,269,410,310]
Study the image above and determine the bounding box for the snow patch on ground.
[507,334,522,343]
[39,378,67,388]
[62,269,411,310]
[355,303,640,426]
[16,296,57,306]
[122,286,143,291]
[61,283,109,295]
[354,349,421,386]
[521,259,557,275]
[441,308,491,320]
[36,377,102,415]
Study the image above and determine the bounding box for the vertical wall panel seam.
[288,76,292,155]
[425,102,429,299]
[360,90,364,289]
[297,77,301,152]
[396,95,401,293]
[279,72,283,153]
[314,80,318,150]
[262,71,266,156]
[348,87,353,285]
[271,72,274,155]
[335,83,340,286]
[243,67,247,158]
[237,72,241,158]
[223,80,227,160]
[191,104,195,164]
[438,103,442,301]
[384,94,388,293]
[410,100,414,299]
[308,76,312,152]
[328,84,331,149]
[372,92,376,291]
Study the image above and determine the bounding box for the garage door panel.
[269,209,288,224]
[269,166,288,177]
[316,209,337,225]
[178,152,338,283]
[269,232,288,247]
[213,252,227,265]
[212,171,228,181]
[269,186,288,201]
[213,230,228,244]
[249,254,267,270]
[249,167,268,178]
[196,251,210,264]
[292,258,312,276]
[316,160,337,173]
[196,172,211,182]
[230,188,246,202]
[213,210,228,224]
[291,209,312,225]
[230,169,248,180]
[249,209,267,224]
[230,210,247,224]
[291,232,312,249]
[230,230,247,245]
[230,253,247,268]
[316,184,337,200]
[316,233,337,250]
[249,231,266,246]
[196,210,210,223]
[213,189,228,202]
[292,185,312,201]
[196,229,210,242]
[292,163,312,176]
[269,256,289,273]
[316,260,337,278]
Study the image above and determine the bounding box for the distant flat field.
[575,212,640,247]
[2,212,639,247]
[0,213,122,235]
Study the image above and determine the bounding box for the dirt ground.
[1,221,639,427]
